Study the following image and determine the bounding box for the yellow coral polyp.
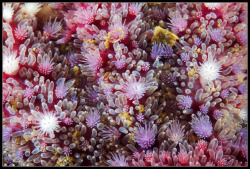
[128,133,135,143]
[156,118,162,124]
[188,69,196,77]
[11,98,19,111]
[83,38,96,44]
[73,66,80,74]
[233,46,241,53]
[16,137,21,145]
[211,87,216,92]
[24,137,29,142]
[65,156,74,163]
[198,27,203,33]
[138,104,144,113]
[119,112,130,119]
[72,130,79,138]
[217,23,221,28]
[104,72,111,77]
[196,48,201,53]
[151,26,179,46]
[56,159,66,166]
[119,112,132,125]
[104,28,124,49]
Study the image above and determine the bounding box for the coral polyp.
[2,2,248,167]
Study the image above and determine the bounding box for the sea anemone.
[67,51,80,66]
[38,55,54,75]
[23,87,34,99]
[129,3,143,15]
[151,42,164,60]
[43,17,62,39]
[204,3,222,10]
[238,107,247,123]
[74,6,95,25]
[3,3,14,23]
[199,104,209,114]
[55,78,68,99]
[119,74,153,101]
[19,3,43,18]
[108,14,128,41]
[63,117,73,125]
[3,127,12,143]
[193,37,202,46]
[178,150,189,165]
[166,120,185,143]
[168,10,187,33]
[102,125,121,141]
[198,53,222,85]
[133,123,157,148]
[107,152,129,166]
[220,89,229,99]
[213,110,223,120]
[141,62,150,71]
[14,24,28,40]
[236,30,247,46]
[31,109,60,138]
[136,112,144,122]
[80,48,103,72]
[190,115,213,138]
[85,109,100,128]
[3,49,20,76]
[162,44,173,58]
[196,139,208,151]
[180,52,190,62]
[63,146,72,156]
[177,95,193,110]
[115,59,126,69]
[210,29,224,42]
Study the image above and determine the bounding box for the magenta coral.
[38,56,54,75]
[107,152,129,166]
[199,104,208,114]
[102,126,121,141]
[190,115,213,138]
[133,123,157,148]
[55,80,68,99]
[168,10,187,33]
[177,95,193,110]
[85,109,100,128]
[166,120,185,143]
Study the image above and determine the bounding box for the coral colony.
[2,2,248,167]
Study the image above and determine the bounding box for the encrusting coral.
[2,2,248,166]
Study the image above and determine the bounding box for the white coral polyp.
[3,50,20,75]
[21,3,43,17]
[3,3,14,22]
[204,3,222,10]
[120,75,148,100]
[198,53,221,86]
[32,110,60,138]
[239,107,247,123]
